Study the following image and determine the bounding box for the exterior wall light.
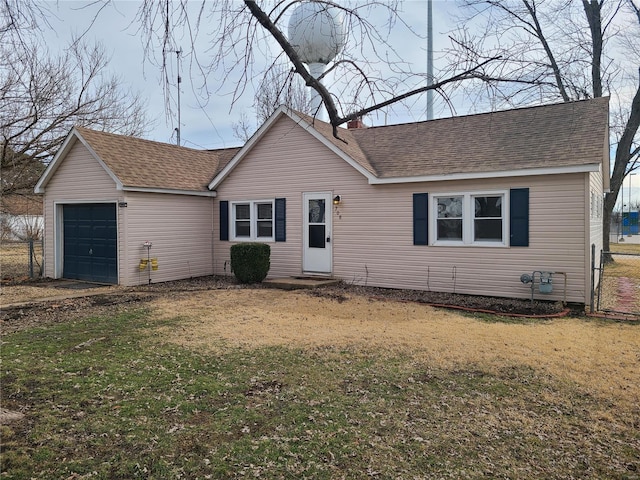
[333,195,341,205]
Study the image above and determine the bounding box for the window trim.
[231,199,275,242]
[430,191,508,247]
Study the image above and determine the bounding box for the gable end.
[35,129,123,193]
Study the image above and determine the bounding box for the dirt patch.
[1,282,117,306]
[0,292,154,334]
[0,408,25,425]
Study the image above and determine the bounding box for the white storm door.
[303,192,332,273]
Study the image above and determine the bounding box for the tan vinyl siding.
[214,116,591,303]
[589,169,604,250]
[334,175,587,304]
[42,140,123,280]
[213,115,369,279]
[42,139,215,286]
[121,192,214,285]
[588,169,604,300]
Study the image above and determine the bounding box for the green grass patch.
[2,310,638,479]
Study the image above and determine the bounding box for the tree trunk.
[582,0,603,98]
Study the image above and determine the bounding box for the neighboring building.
[35,98,609,305]
[0,194,43,240]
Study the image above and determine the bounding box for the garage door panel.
[63,204,117,284]
[76,259,93,282]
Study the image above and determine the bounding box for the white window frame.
[231,199,275,242]
[431,191,508,247]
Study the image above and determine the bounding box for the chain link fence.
[595,246,640,317]
[0,239,44,282]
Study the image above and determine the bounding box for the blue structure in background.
[622,211,639,235]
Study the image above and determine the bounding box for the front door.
[303,192,332,274]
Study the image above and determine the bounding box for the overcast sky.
[41,1,460,150]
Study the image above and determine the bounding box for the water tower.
[288,1,347,120]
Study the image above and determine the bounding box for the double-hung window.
[232,200,274,241]
[436,196,463,241]
[472,195,503,242]
[432,192,506,245]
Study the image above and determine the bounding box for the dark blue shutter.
[510,188,529,247]
[220,201,229,241]
[275,198,286,242]
[413,193,429,245]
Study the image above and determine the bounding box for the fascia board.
[369,163,602,185]
[75,133,124,190]
[284,110,378,182]
[122,186,216,197]
[208,106,290,190]
[34,130,79,193]
[34,128,123,193]
[602,118,611,192]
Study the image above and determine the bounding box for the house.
[35,98,609,304]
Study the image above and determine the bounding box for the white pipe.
[308,62,327,121]
[427,0,434,120]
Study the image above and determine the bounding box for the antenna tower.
[176,48,182,146]
[427,0,434,120]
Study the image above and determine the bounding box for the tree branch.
[335,57,499,125]
[245,0,499,139]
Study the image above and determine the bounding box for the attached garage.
[35,127,238,286]
[62,203,117,284]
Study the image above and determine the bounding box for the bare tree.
[445,0,640,253]
[233,62,314,141]
[255,62,313,124]
[0,0,52,47]
[0,1,150,198]
[0,37,150,197]
[125,0,498,139]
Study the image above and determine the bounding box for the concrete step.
[263,277,340,290]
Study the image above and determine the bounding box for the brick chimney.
[347,117,366,129]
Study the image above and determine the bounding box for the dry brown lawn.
[0,241,42,281]
[153,288,640,411]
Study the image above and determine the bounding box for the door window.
[308,199,326,248]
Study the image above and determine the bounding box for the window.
[234,203,251,238]
[432,192,506,245]
[256,203,273,237]
[436,196,463,241]
[232,200,274,241]
[473,195,503,242]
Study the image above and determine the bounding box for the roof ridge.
[74,126,215,153]
[355,97,609,131]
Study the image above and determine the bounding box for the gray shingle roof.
[70,97,607,193]
[75,127,240,192]
[310,97,609,178]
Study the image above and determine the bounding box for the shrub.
[230,243,270,284]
